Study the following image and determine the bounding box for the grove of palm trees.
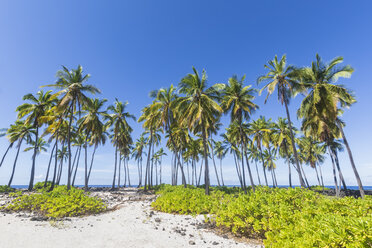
[0,54,366,197]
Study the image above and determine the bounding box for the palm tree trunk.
[123,157,127,187]
[127,158,131,187]
[300,163,310,188]
[0,143,13,167]
[84,139,89,191]
[56,157,63,185]
[72,146,81,186]
[318,164,325,190]
[118,152,121,187]
[160,157,163,185]
[239,144,247,192]
[28,125,39,191]
[111,146,118,190]
[210,137,221,186]
[337,122,364,197]
[254,160,261,185]
[328,147,340,196]
[8,139,23,187]
[50,133,59,191]
[333,150,347,190]
[144,131,153,191]
[67,104,74,190]
[283,142,292,188]
[283,98,305,187]
[314,165,321,186]
[198,160,203,186]
[44,142,56,187]
[219,158,224,186]
[201,123,210,195]
[258,146,268,186]
[87,145,97,181]
[232,152,243,187]
[243,144,255,192]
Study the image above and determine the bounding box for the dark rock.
[155,217,161,223]
[30,216,48,221]
[189,241,196,245]
[212,241,219,245]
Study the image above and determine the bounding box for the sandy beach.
[0,188,261,248]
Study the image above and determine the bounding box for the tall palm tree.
[272,117,296,187]
[105,100,135,190]
[258,55,305,187]
[148,85,187,187]
[178,67,223,195]
[132,134,147,187]
[297,54,364,197]
[79,98,108,189]
[248,117,271,186]
[43,65,100,190]
[6,121,34,186]
[16,90,56,190]
[0,128,14,168]
[220,75,258,192]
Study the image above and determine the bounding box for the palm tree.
[132,134,147,187]
[43,65,100,190]
[16,90,56,190]
[6,121,34,186]
[297,54,364,197]
[248,117,271,186]
[0,128,14,168]
[105,100,135,190]
[178,67,223,195]
[272,117,296,187]
[220,75,258,192]
[155,148,167,184]
[258,55,306,187]
[79,98,108,189]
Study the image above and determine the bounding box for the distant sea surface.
[10,185,372,190]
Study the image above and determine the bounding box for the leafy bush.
[2,185,106,218]
[0,185,15,193]
[33,181,52,191]
[152,185,372,247]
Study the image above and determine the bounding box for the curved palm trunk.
[258,146,268,186]
[111,146,118,190]
[300,163,310,188]
[210,137,220,186]
[72,146,82,186]
[283,99,305,187]
[201,123,210,195]
[144,131,153,191]
[8,139,23,187]
[283,142,292,188]
[0,143,13,168]
[232,152,243,188]
[67,104,74,190]
[242,137,255,192]
[87,145,97,181]
[126,158,131,187]
[44,142,56,187]
[118,152,121,188]
[333,150,347,190]
[337,122,364,197]
[28,125,39,191]
[84,139,89,191]
[50,133,59,191]
[254,160,261,185]
[314,165,321,186]
[328,146,339,196]
[219,158,224,186]
[318,165,325,189]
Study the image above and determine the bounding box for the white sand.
[0,189,262,248]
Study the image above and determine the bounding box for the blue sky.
[0,0,371,186]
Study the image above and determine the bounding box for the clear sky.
[0,0,371,186]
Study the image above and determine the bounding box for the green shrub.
[152,185,372,247]
[0,185,15,193]
[33,181,52,191]
[2,185,106,218]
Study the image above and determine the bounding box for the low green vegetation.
[2,186,106,218]
[0,185,15,193]
[152,185,372,248]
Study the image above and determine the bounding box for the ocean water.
[10,184,372,190]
